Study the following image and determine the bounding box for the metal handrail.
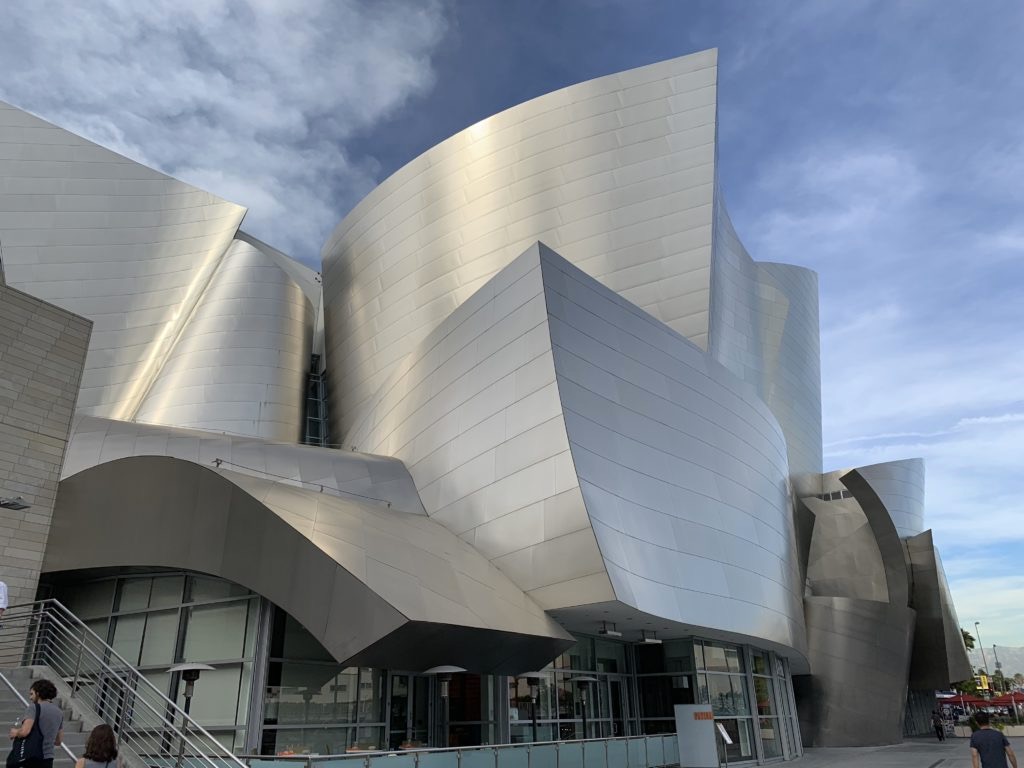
[0,670,78,762]
[1,600,247,768]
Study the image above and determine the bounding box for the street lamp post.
[424,665,466,748]
[976,622,991,679]
[169,663,214,768]
[573,676,598,740]
[520,672,547,743]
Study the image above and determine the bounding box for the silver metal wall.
[851,459,926,538]
[134,238,315,442]
[346,242,807,657]
[50,421,573,672]
[0,99,246,421]
[708,192,823,494]
[322,49,721,439]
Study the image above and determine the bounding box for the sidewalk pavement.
[795,736,1024,767]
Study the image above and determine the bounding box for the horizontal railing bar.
[1,602,242,768]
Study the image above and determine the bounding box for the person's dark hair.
[29,679,57,701]
[83,724,118,763]
[975,711,991,726]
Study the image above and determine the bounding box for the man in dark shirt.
[971,712,1018,768]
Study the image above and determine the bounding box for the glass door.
[387,673,432,749]
[609,678,628,737]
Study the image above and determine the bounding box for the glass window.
[118,578,152,612]
[555,637,594,671]
[149,576,184,608]
[759,718,782,759]
[183,601,250,661]
[267,663,360,725]
[178,664,243,727]
[63,581,115,619]
[139,610,178,666]
[191,576,249,602]
[751,650,770,676]
[699,642,743,673]
[594,639,626,673]
[717,718,755,762]
[274,614,333,662]
[111,614,145,665]
[638,675,694,719]
[700,674,749,716]
[753,677,776,717]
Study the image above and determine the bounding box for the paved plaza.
[796,737,1024,767]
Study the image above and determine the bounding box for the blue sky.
[2,1,1022,644]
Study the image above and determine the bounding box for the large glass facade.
[48,571,801,762]
[56,573,260,752]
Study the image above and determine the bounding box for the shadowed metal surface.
[905,531,972,687]
[46,455,572,673]
[134,238,315,441]
[797,597,915,747]
[322,49,722,439]
[0,99,246,421]
[347,242,807,658]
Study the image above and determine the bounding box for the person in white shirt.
[0,579,7,619]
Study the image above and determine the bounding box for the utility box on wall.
[674,704,718,767]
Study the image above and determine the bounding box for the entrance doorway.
[387,673,431,749]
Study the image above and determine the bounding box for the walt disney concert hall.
[0,49,969,764]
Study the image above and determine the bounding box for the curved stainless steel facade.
[0,99,245,422]
[347,242,806,656]
[135,238,315,442]
[0,48,973,755]
[323,49,721,439]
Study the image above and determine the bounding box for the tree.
[1014,673,1024,688]
[962,628,976,650]
[954,678,979,695]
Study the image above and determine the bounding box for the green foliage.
[962,628,976,650]
[955,678,979,694]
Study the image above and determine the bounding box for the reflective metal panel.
[709,193,823,494]
[344,242,806,657]
[849,459,925,538]
[905,531,973,687]
[322,50,721,438]
[0,99,246,420]
[797,597,915,746]
[135,238,315,441]
[48,454,572,672]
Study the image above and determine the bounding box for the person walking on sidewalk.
[971,711,1018,768]
[932,709,946,741]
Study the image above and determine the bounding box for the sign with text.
[674,704,717,767]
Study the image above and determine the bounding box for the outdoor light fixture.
[169,663,215,768]
[520,671,548,743]
[597,621,622,638]
[573,675,599,740]
[424,665,466,748]
[640,629,662,645]
[0,497,30,510]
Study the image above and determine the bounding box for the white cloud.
[0,0,450,264]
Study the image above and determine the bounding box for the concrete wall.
[0,280,90,606]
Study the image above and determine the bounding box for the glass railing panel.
[581,741,607,768]
[458,747,497,768]
[606,739,627,768]
[366,753,418,768]
[414,751,459,768]
[558,742,583,768]
[627,739,639,766]
[528,743,558,768]
[644,736,664,767]
[493,744,529,768]
[662,735,678,765]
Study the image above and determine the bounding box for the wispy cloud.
[0,0,450,264]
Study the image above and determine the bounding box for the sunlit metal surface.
[347,242,807,657]
[0,99,245,421]
[850,458,925,538]
[51,426,572,672]
[322,49,722,439]
[63,414,426,515]
[709,194,823,494]
[134,238,315,441]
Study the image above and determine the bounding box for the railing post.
[70,621,86,698]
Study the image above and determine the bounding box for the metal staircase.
[0,601,246,768]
